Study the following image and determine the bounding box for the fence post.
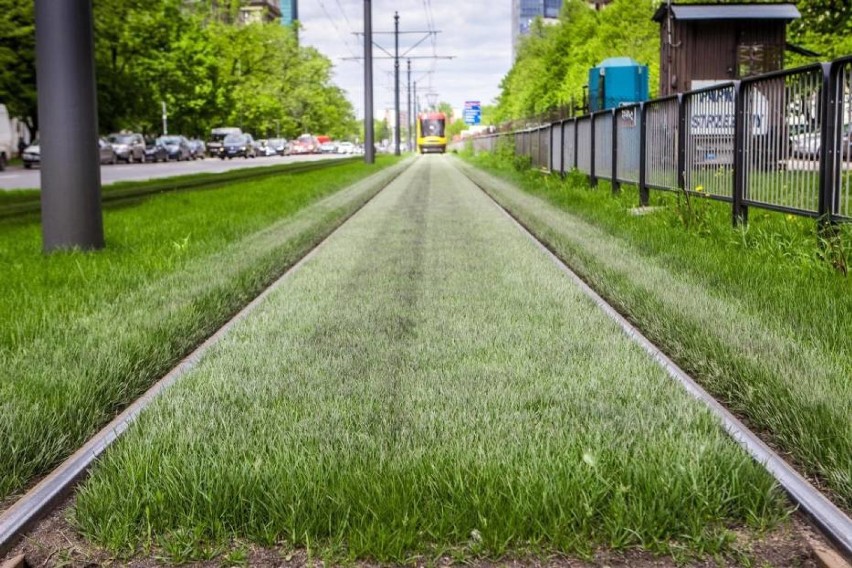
[639,102,649,207]
[732,80,748,226]
[611,107,620,193]
[676,93,686,192]
[559,120,566,177]
[818,62,837,227]
[590,113,598,187]
[573,117,579,171]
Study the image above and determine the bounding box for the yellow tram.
[416,111,447,154]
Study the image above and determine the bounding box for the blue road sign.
[463,100,481,125]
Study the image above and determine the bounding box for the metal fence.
[467,56,852,225]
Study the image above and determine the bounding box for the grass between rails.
[459,150,852,511]
[0,156,404,503]
[74,157,786,564]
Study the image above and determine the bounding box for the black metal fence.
[466,57,852,225]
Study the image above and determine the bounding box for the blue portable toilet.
[588,57,649,112]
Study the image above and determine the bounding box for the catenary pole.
[35,0,104,252]
[407,59,412,151]
[393,12,401,156]
[413,80,418,153]
[364,0,375,164]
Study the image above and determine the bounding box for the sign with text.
[464,100,481,125]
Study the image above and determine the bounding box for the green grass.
[460,148,852,511]
[74,157,786,564]
[0,156,403,503]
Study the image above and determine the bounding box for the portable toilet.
[588,57,649,112]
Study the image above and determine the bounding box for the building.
[511,0,613,59]
[512,0,562,58]
[653,3,802,96]
[238,0,281,25]
[279,0,298,26]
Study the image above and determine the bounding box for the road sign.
[464,100,481,125]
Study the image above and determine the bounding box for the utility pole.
[405,59,412,152]
[364,0,374,164]
[413,80,417,152]
[35,0,103,252]
[161,101,168,135]
[393,12,400,156]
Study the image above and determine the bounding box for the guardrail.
[465,56,852,225]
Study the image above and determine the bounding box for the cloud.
[299,1,512,118]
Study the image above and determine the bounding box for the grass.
[0,156,403,504]
[0,157,358,212]
[460,146,852,511]
[74,157,786,564]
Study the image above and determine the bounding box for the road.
[0,153,348,191]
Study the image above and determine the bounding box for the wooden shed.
[653,3,801,96]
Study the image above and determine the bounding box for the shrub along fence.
[468,57,852,226]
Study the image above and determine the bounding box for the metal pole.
[393,12,401,156]
[639,102,649,207]
[35,0,104,252]
[162,101,168,135]
[364,0,375,164]
[413,80,418,153]
[407,59,412,152]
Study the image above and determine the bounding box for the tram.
[416,111,447,154]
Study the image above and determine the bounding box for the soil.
[2,495,830,568]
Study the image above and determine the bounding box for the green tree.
[0,0,36,139]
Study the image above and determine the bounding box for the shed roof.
[652,3,801,23]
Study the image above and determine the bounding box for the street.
[0,153,346,191]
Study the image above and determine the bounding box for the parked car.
[208,127,241,157]
[290,134,319,155]
[22,140,40,169]
[99,138,117,164]
[144,139,168,163]
[267,138,288,156]
[188,139,206,160]
[219,133,256,159]
[107,132,146,163]
[158,135,193,161]
[336,141,355,155]
[255,138,275,157]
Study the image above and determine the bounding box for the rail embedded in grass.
[460,153,852,514]
[74,158,785,562]
[0,156,404,506]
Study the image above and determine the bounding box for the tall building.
[238,0,281,25]
[280,0,298,26]
[512,0,562,58]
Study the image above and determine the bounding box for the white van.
[0,104,13,171]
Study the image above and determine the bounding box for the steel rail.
[0,157,360,219]
[455,160,852,560]
[0,158,413,557]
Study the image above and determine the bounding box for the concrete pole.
[393,12,400,156]
[364,0,375,164]
[35,0,104,252]
[407,59,412,151]
[413,80,418,153]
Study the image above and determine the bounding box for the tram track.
[454,159,852,562]
[0,156,848,564]
[0,158,412,557]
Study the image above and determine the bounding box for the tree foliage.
[0,0,358,140]
[496,0,852,122]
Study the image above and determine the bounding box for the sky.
[298,1,513,120]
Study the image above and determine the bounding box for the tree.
[0,0,36,139]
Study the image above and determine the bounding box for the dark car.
[158,135,193,161]
[99,138,117,164]
[107,132,146,163]
[219,133,256,159]
[188,139,206,160]
[267,138,288,156]
[144,139,168,163]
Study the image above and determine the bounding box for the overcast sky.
[298,1,513,120]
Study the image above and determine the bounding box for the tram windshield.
[420,118,445,137]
